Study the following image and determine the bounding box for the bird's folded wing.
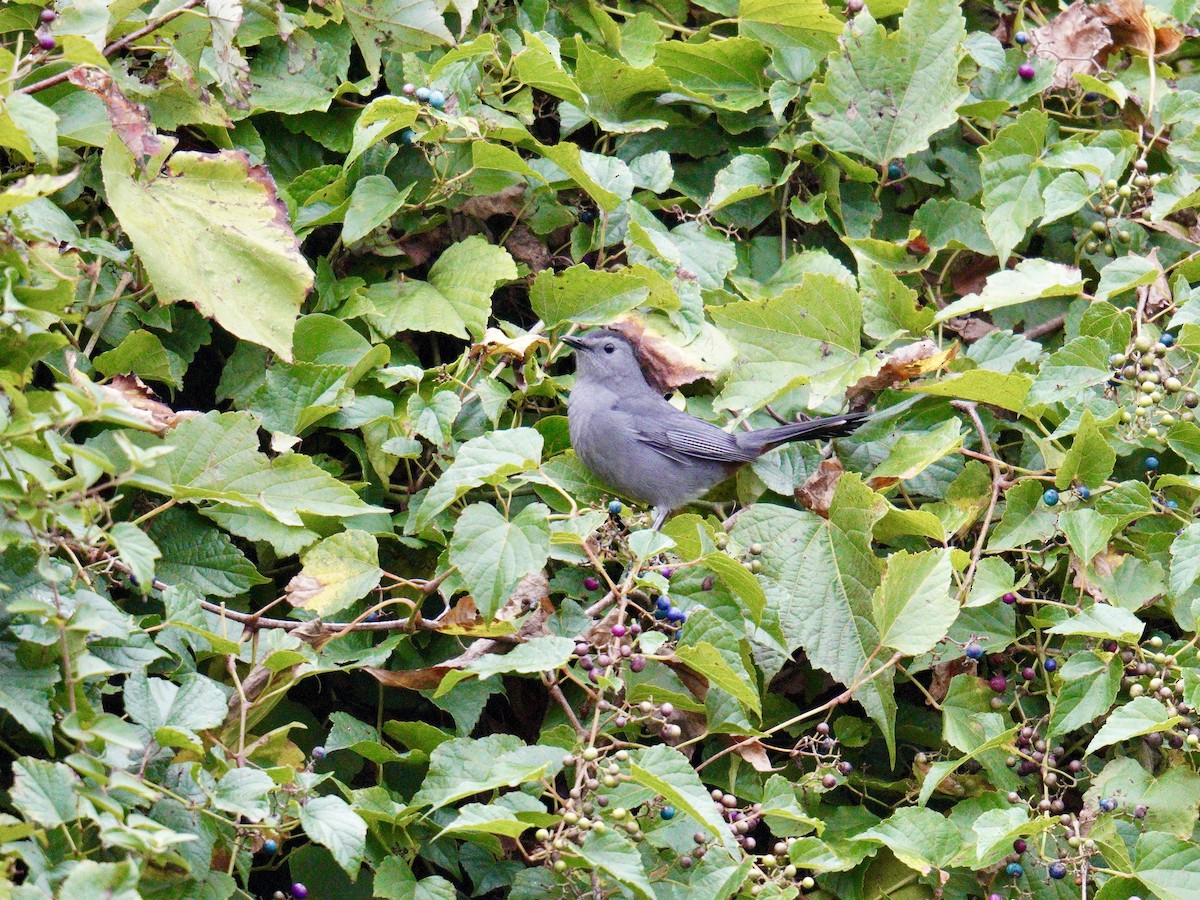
[634,423,759,465]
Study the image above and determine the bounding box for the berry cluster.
[271,885,307,900]
[1013,31,1036,80]
[1084,159,1164,257]
[1123,635,1199,747]
[401,82,447,110]
[573,625,648,685]
[1108,332,1196,440]
[37,8,56,51]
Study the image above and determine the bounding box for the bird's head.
[562,329,648,387]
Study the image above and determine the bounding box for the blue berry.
[661,806,676,820]
[1044,658,1058,672]
[1167,499,1179,509]
[579,209,597,224]
[1100,798,1117,812]
[311,745,326,760]
[1084,91,1101,102]
[887,162,904,180]
[1077,486,1090,500]
[415,86,431,101]
[400,128,415,145]
[1146,456,1160,470]
[666,607,685,623]
[1043,488,1059,506]
[1049,861,1067,879]
[656,595,671,611]
[263,838,278,854]
[1005,862,1024,878]
[608,500,623,515]
[1161,332,1175,347]
[1015,30,1029,44]
[965,642,984,660]
[427,89,446,109]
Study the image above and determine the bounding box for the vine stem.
[951,400,1006,602]
[17,0,207,96]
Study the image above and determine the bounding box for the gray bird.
[563,328,868,530]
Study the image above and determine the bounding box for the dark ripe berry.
[41,8,57,22]
[837,761,853,775]
[415,86,431,101]
[816,722,831,735]
[1003,592,1017,604]
[655,595,670,611]
[661,805,676,820]
[1134,804,1147,818]
[1068,759,1082,773]
[1146,456,1160,470]
[965,642,984,660]
[1021,666,1036,680]
[589,668,600,683]
[630,655,646,672]
[1013,839,1027,853]
[989,674,1008,693]
[1018,62,1036,80]
[661,568,673,579]
[1005,862,1024,878]
[1162,332,1175,347]
[611,623,626,637]
[584,576,600,591]
[597,654,612,667]
[579,655,594,671]
[38,34,55,50]
[263,838,278,854]
[822,774,838,788]
[1043,488,1059,506]
[292,885,309,900]
[1044,658,1058,672]
[1049,861,1068,880]
[574,642,590,657]
[1015,30,1029,44]
[887,161,904,181]
[629,623,641,635]
[400,128,415,145]
[847,0,864,10]
[608,500,623,515]
[666,607,685,623]
[311,746,326,760]
[427,89,446,109]
[1077,486,1091,500]
[1099,798,1117,812]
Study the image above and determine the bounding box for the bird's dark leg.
[651,506,669,531]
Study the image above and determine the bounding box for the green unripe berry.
[1161,414,1176,427]
[1104,204,1117,217]
[1092,221,1109,235]
[1105,179,1119,191]
[1135,334,1154,352]
[553,859,567,872]
[582,746,599,761]
[1135,174,1150,187]
[1103,242,1115,255]
[1118,231,1132,243]
[1086,240,1099,253]
[1147,427,1160,438]
[1166,377,1183,392]
[1119,185,1132,198]
[1121,411,1133,423]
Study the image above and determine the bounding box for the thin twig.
[952,400,1006,600]
[1023,312,1067,341]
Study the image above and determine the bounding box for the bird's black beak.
[562,336,586,350]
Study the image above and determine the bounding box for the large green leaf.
[449,503,551,618]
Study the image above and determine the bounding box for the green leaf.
[1048,651,1120,740]
[1085,697,1181,755]
[853,806,961,874]
[448,503,550,618]
[343,175,412,244]
[301,794,367,877]
[868,419,963,486]
[1135,832,1200,900]
[149,508,267,598]
[872,549,958,656]
[860,261,934,340]
[1056,410,1116,490]
[436,802,530,839]
[1171,522,1200,599]
[1026,336,1112,408]
[1095,255,1162,302]
[286,530,382,617]
[808,0,967,165]
[438,635,575,696]
[10,758,80,827]
[0,658,58,749]
[674,608,760,716]
[712,274,863,411]
[213,767,275,820]
[415,428,544,530]
[530,265,649,327]
[979,109,1050,263]
[1059,509,1118,566]
[93,330,176,386]
[108,523,161,594]
[932,257,1082,324]
[629,744,740,856]
[733,474,896,757]
[101,135,313,360]
[912,369,1031,412]
[411,735,564,812]
[342,0,452,78]
[654,37,769,112]
[574,830,655,898]
[365,235,517,340]
[58,861,140,900]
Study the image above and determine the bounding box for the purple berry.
[1018,62,1036,80]
[38,34,55,51]
[311,746,326,760]
[630,655,646,673]
[989,674,1008,693]
[965,642,984,660]
[1003,593,1017,604]
[1049,861,1067,879]
[661,568,673,579]
[847,0,864,11]
[1044,658,1058,672]
[584,576,600,591]
[1013,839,1027,853]
[574,642,590,656]
[1022,667,1036,681]
[292,884,309,900]
[41,8,57,23]
[611,623,626,637]
[1099,798,1117,812]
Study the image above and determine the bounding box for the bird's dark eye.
[604,343,615,354]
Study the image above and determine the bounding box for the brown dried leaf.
[67,68,162,160]
[505,222,553,273]
[1030,1,1111,90]
[283,574,323,607]
[460,185,527,219]
[1137,248,1172,318]
[609,319,713,393]
[476,327,549,361]
[729,738,777,772]
[797,458,844,517]
[1097,0,1182,56]
[848,340,956,400]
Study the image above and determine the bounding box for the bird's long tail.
[739,411,870,454]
